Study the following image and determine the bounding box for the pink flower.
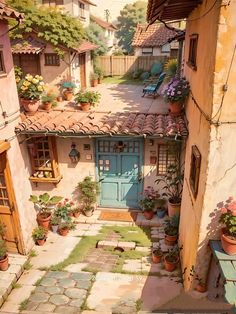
[65,198,69,202]
[221,207,227,214]
[232,210,236,217]
[228,202,236,211]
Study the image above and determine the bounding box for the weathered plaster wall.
[134,47,170,57]
[0,21,35,253]
[62,0,90,26]
[85,51,93,87]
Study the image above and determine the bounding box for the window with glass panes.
[157,144,179,175]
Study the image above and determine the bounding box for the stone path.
[83,248,119,272]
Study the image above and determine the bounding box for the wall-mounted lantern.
[69,143,80,163]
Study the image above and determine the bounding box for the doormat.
[98,210,138,222]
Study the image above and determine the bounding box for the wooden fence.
[96,56,169,76]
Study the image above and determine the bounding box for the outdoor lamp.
[69,143,80,163]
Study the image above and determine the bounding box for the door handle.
[99,177,105,182]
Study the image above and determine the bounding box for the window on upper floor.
[42,0,63,5]
[188,34,198,70]
[27,136,61,184]
[157,144,179,175]
[141,47,153,56]
[44,53,60,66]
[79,2,85,18]
[189,145,201,198]
[0,51,6,75]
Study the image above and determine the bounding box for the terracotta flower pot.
[42,102,52,111]
[37,213,51,230]
[221,230,236,255]
[152,253,162,263]
[163,255,179,272]
[165,233,178,246]
[83,209,94,217]
[63,89,73,101]
[91,79,98,87]
[0,254,9,271]
[57,96,63,102]
[73,211,80,218]
[36,238,46,246]
[80,102,91,112]
[143,210,154,220]
[98,78,102,84]
[20,99,39,115]
[169,101,183,115]
[168,200,181,217]
[58,228,69,236]
[195,283,207,293]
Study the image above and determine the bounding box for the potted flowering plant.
[32,226,47,246]
[78,176,100,217]
[75,90,101,112]
[17,74,45,114]
[61,81,76,101]
[163,76,190,114]
[54,199,74,221]
[139,186,159,220]
[219,196,236,255]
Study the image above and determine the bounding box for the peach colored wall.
[61,0,90,27]
[0,21,35,253]
[179,0,236,290]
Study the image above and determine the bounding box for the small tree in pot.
[32,226,47,246]
[0,222,8,271]
[78,176,100,217]
[164,215,179,246]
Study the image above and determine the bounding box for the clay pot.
[58,228,69,236]
[36,238,46,246]
[169,101,183,115]
[98,78,102,84]
[143,210,154,220]
[63,88,73,101]
[57,96,63,102]
[163,255,179,272]
[152,252,162,264]
[91,79,98,87]
[221,230,236,255]
[165,233,178,246]
[167,200,181,217]
[80,102,91,112]
[20,99,39,115]
[37,213,51,230]
[83,209,94,217]
[42,102,52,111]
[0,254,9,271]
[195,283,207,293]
[73,211,80,218]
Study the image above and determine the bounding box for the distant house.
[132,24,179,57]
[12,36,98,88]
[91,15,117,55]
[41,0,96,27]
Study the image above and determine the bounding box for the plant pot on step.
[58,227,69,236]
[20,99,39,115]
[221,229,236,255]
[168,199,181,217]
[163,255,179,272]
[143,210,154,220]
[83,208,94,217]
[80,102,91,112]
[152,251,163,264]
[91,79,98,87]
[36,238,46,246]
[42,102,52,111]
[51,225,59,233]
[73,211,80,218]
[37,213,51,230]
[156,208,166,219]
[98,78,102,84]
[0,254,9,271]
[63,88,73,101]
[195,283,207,293]
[165,233,178,246]
[169,101,183,115]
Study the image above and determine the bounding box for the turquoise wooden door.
[96,139,143,208]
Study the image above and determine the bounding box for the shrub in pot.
[156,198,166,219]
[156,161,183,217]
[58,221,76,236]
[29,193,63,230]
[50,215,61,233]
[78,176,100,217]
[152,245,163,263]
[163,245,180,272]
[72,208,81,218]
[164,215,179,246]
[32,226,47,246]
[61,81,76,101]
[219,196,236,255]
[94,66,104,84]
[75,90,101,112]
[140,186,159,220]
[90,72,99,87]
[54,199,74,222]
[41,93,57,111]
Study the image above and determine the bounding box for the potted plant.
[164,215,179,246]
[156,162,183,217]
[163,76,190,114]
[152,245,163,263]
[164,59,177,82]
[32,226,47,246]
[50,215,61,233]
[78,176,100,217]
[139,187,159,220]
[71,208,81,218]
[61,81,76,101]
[75,90,101,112]
[94,66,104,84]
[156,198,166,219]
[17,74,45,115]
[41,93,57,111]
[58,221,76,236]
[29,193,63,230]
[219,196,236,255]
[54,199,74,222]
[189,265,207,293]
[163,245,180,272]
[90,72,99,87]
[0,222,8,271]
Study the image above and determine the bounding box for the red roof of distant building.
[132,23,178,48]
[0,1,24,21]
[91,15,117,31]
[76,41,99,53]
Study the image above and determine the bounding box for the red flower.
[228,202,236,211]
[221,207,227,214]
[232,210,236,217]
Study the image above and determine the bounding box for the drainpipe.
[177,40,183,78]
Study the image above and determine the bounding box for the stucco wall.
[178,0,236,289]
[0,21,35,254]
[134,47,170,57]
[62,0,90,26]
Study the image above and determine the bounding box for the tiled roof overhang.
[91,15,117,31]
[76,41,99,53]
[147,0,202,23]
[11,37,46,54]
[0,1,24,21]
[15,110,188,139]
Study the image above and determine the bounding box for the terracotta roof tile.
[76,41,99,53]
[132,23,178,48]
[91,15,117,31]
[11,37,45,54]
[15,110,188,139]
[0,1,24,21]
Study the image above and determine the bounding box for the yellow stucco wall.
[180,0,236,289]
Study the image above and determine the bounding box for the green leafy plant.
[32,226,47,241]
[75,90,101,106]
[164,215,180,236]
[164,59,178,81]
[156,198,166,209]
[139,186,159,212]
[78,176,100,211]
[163,76,190,103]
[219,196,236,238]
[14,65,23,83]
[54,199,74,222]
[0,239,7,260]
[61,81,76,90]
[17,74,45,100]
[165,245,181,263]
[94,65,104,79]
[189,265,205,285]
[152,245,163,257]
[29,193,62,216]
[85,22,108,56]
[41,93,57,104]
[50,215,61,226]
[0,222,6,239]
[59,221,76,231]
[90,72,99,80]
